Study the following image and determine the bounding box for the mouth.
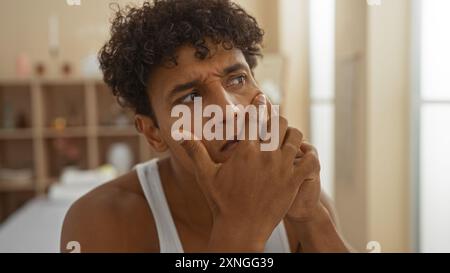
[220,139,240,152]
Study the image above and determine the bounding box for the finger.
[254,94,284,152]
[281,127,303,161]
[237,93,266,144]
[278,117,289,149]
[240,105,259,144]
[252,93,268,141]
[300,141,318,158]
[173,130,217,183]
[250,93,267,143]
[292,133,306,163]
[293,143,320,181]
[294,147,305,165]
[259,96,279,142]
[293,151,321,182]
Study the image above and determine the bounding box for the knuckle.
[285,143,298,155]
[304,152,321,173]
[304,152,314,162]
[289,127,303,142]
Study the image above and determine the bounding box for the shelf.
[41,177,59,190]
[0,78,30,85]
[0,128,33,139]
[42,126,139,138]
[0,77,103,85]
[98,136,140,173]
[96,83,134,127]
[0,79,155,197]
[0,84,32,131]
[44,127,89,138]
[45,137,88,178]
[0,139,34,169]
[38,78,102,85]
[0,180,34,192]
[41,84,86,128]
[97,126,138,137]
[0,78,160,223]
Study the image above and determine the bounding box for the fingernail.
[254,94,267,106]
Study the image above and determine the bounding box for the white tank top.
[135,159,291,253]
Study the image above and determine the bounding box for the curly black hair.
[98,0,264,120]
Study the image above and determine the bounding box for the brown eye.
[227,75,247,87]
[181,90,202,103]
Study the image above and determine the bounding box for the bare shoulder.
[60,171,159,253]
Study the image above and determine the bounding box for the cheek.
[162,118,225,164]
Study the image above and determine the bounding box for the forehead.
[148,44,249,97]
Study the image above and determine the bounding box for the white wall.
[0,0,279,78]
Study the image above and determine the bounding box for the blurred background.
[0,0,449,253]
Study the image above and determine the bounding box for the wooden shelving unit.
[0,78,155,208]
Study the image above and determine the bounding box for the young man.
[60,0,350,253]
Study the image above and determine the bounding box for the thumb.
[172,130,217,180]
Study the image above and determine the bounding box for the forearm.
[288,204,350,253]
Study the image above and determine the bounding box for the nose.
[203,81,240,125]
[203,79,264,133]
[203,79,260,111]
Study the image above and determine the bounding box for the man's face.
[148,43,262,170]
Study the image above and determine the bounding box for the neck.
[158,156,214,232]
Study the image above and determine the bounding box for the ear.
[135,114,168,153]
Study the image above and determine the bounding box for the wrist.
[286,203,326,225]
[287,204,333,236]
[208,217,270,252]
[287,204,349,253]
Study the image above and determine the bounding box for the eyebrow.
[167,62,248,100]
[223,62,248,75]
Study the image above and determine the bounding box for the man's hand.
[286,142,322,222]
[176,94,304,252]
[259,99,349,252]
[283,141,350,253]
[260,97,322,223]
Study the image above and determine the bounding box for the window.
[309,0,336,198]
[414,0,450,252]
